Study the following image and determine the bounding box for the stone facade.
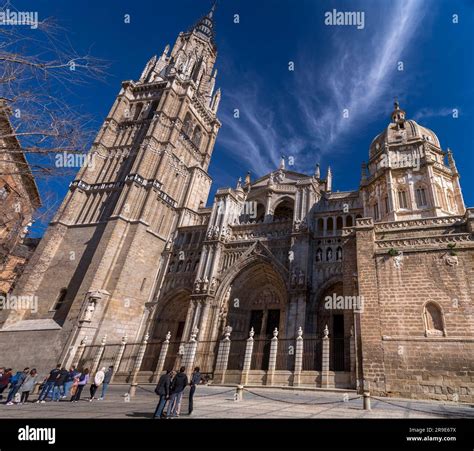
[0,7,472,403]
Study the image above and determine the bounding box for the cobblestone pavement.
[1,384,473,419]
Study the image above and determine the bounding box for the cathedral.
[0,6,472,403]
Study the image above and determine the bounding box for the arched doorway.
[223,259,288,371]
[141,290,190,371]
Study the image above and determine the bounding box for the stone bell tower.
[0,5,222,369]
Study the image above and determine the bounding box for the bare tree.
[0,1,109,226]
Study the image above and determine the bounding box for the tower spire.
[190,2,217,47]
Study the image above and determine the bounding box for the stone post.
[240,327,255,385]
[72,336,88,368]
[128,333,149,397]
[293,327,303,387]
[153,331,171,383]
[111,335,127,382]
[183,327,199,378]
[91,335,107,375]
[350,326,356,388]
[214,325,232,384]
[321,325,330,388]
[266,328,279,386]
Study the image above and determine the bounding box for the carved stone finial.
[224,325,232,339]
[249,327,255,339]
[101,335,107,345]
[323,324,329,338]
[80,336,88,346]
[121,335,128,345]
[190,326,199,341]
[165,331,171,342]
[143,333,149,342]
[297,326,303,338]
[273,327,279,338]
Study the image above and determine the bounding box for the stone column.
[111,335,127,382]
[321,325,330,388]
[214,325,232,384]
[240,327,255,385]
[128,333,149,397]
[91,335,107,375]
[350,326,356,388]
[153,331,171,382]
[72,336,88,368]
[183,327,199,379]
[266,328,279,386]
[293,327,303,387]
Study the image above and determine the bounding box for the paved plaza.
[1,384,473,419]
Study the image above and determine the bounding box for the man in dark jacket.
[153,369,173,419]
[52,367,68,401]
[37,364,61,403]
[188,366,201,415]
[166,367,188,418]
[99,366,114,400]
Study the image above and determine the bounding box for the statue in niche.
[290,270,297,287]
[82,301,96,322]
[298,270,305,286]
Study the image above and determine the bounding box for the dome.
[369,102,441,157]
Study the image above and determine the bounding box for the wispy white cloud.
[217,0,429,178]
[412,107,454,121]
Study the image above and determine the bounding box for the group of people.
[154,366,201,419]
[0,364,114,405]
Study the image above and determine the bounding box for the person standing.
[71,369,89,402]
[0,368,11,401]
[99,366,113,400]
[188,366,201,415]
[20,369,38,404]
[89,367,105,401]
[63,366,78,399]
[37,364,61,403]
[6,367,29,405]
[153,369,172,419]
[52,367,68,402]
[166,366,188,418]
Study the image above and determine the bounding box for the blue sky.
[10,0,474,236]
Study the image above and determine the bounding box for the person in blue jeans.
[166,367,188,418]
[6,368,29,405]
[153,369,173,419]
[52,367,68,401]
[63,366,78,399]
[37,364,61,403]
[99,366,114,400]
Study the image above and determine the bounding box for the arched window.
[398,190,408,209]
[326,247,333,261]
[423,302,445,336]
[436,185,447,210]
[317,218,324,233]
[192,126,203,148]
[415,187,427,208]
[346,215,353,227]
[133,102,144,121]
[336,216,343,230]
[336,246,342,261]
[373,202,379,220]
[53,289,67,311]
[183,113,193,136]
[447,190,456,213]
[326,217,334,232]
[316,248,323,262]
[273,198,294,222]
[177,260,183,272]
